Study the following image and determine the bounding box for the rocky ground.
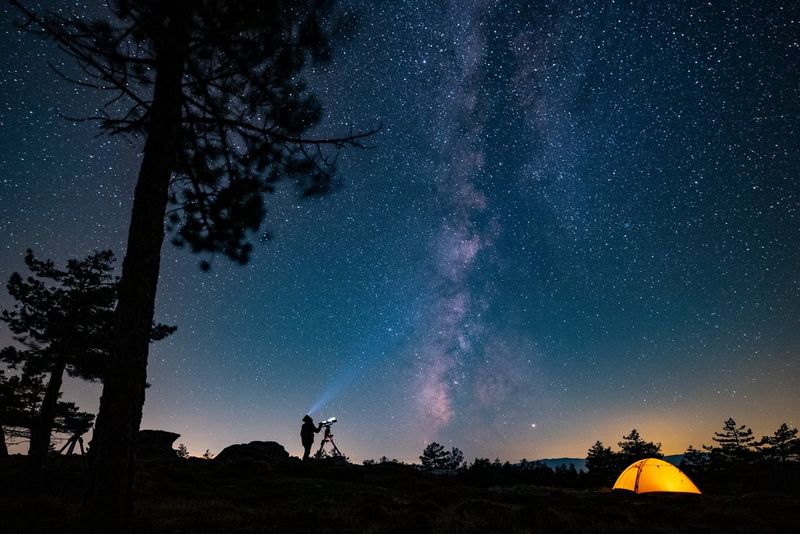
[2,453,799,533]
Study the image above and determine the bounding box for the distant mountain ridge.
[534,454,684,473]
[534,457,587,472]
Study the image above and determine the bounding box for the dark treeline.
[365,422,800,492]
[678,419,800,493]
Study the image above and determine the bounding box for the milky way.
[410,0,496,437]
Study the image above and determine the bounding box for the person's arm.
[316,423,323,432]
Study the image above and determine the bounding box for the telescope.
[315,416,345,460]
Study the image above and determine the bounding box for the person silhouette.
[301,415,322,461]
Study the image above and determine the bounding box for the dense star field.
[0,1,797,463]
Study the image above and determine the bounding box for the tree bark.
[27,354,67,469]
[0,426,8,457]
[80,5,191,533]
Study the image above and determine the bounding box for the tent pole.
[633,461,644,493]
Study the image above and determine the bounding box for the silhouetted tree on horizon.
[459,456,585,488]
[582,431,664,488]
[12,1,375,530]
[0,366,94,456]
[419,442,451,471]
[1,250,116,469]
[363,455,405,466]
[0,368,40,456]
[418,443,465,471]
[759,423,797,463]
[617,429,663,465]
[585,440,617,486]
[176,443,189,459]
[448,446,466,471]
[0,390,6,456]
[704,417,757,466]
[0,249,173,470]
[680,444,711,476]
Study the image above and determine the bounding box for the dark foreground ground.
[2,455,798,533]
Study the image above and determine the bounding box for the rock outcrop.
[214,441,289,464]
[137,429,180,460]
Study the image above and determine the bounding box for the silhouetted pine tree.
[1,250,115,469]
[12,2,374,530]
[760,423,798,463]
[704,417,757,466]
[0,366,93,456]
[419,442,451,470]
[680,444,710,476]
[585,440,618,486]
[176,443,189,459]
[0,250,173,470]
[0,379,7,456]
[448,446,465,471]
[618,429,663,465]
[54,401,96,439]
[0,369,35,456]
[469,457,492,471]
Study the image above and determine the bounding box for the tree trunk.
[0,426,8,457]
[80,5,191,533]
[27,354,67,469]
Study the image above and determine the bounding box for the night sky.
[1,1,798,463]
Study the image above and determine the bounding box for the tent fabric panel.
[637,463,672,493]
[612,461,643,491]
[637,463,700,493]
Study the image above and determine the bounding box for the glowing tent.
[612,458,701,494]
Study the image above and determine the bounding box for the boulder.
[214,441,289,464]
[137,429,180,460]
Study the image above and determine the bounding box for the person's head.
[302,415,313,423]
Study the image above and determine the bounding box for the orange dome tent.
[612,458,701,494]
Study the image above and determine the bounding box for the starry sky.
[1,1,798,463]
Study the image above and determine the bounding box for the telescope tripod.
[314,425,345,459]
[57,431,87,469]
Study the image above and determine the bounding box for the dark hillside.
[2,455,798,533]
